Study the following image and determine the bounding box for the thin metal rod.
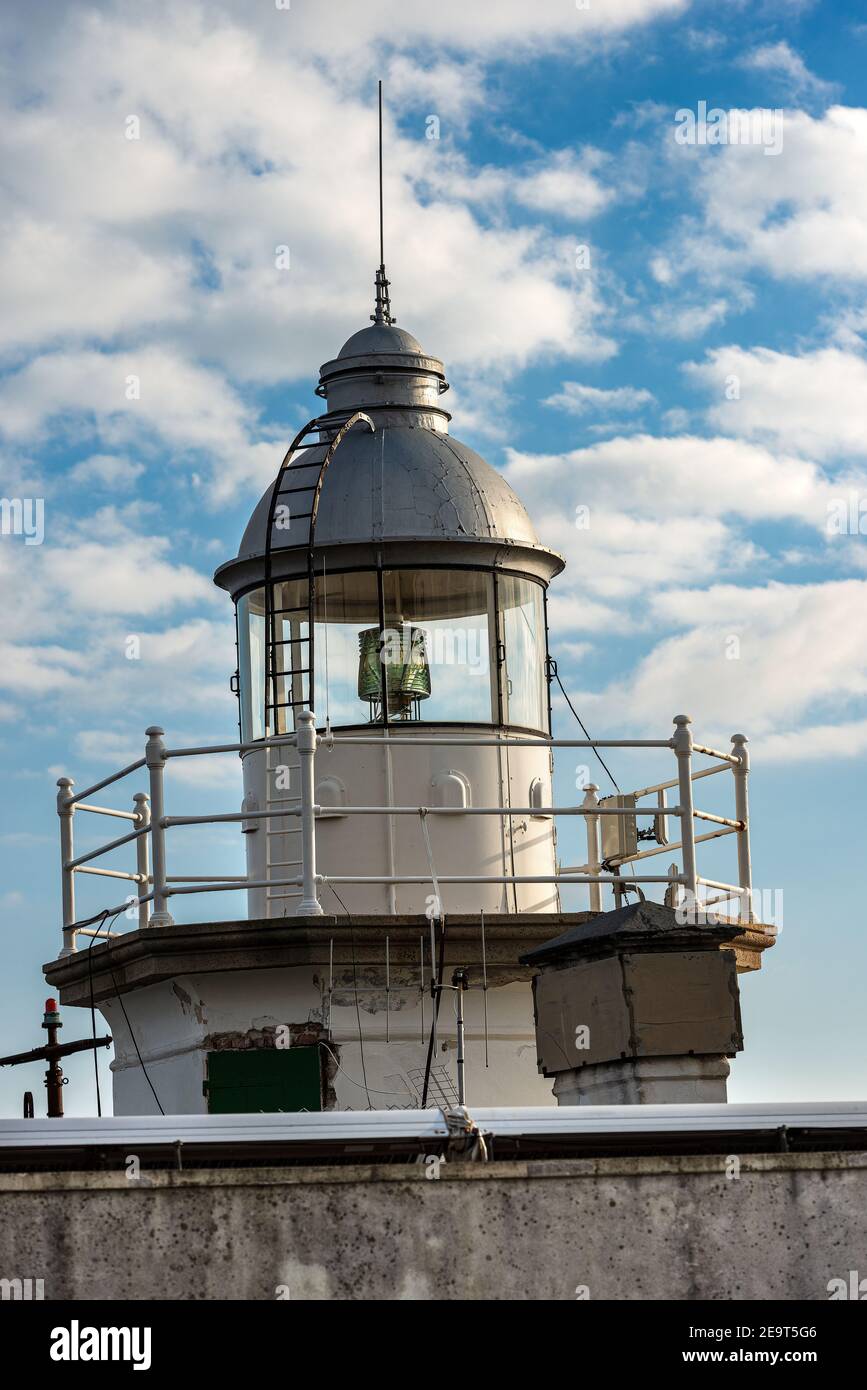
[420,935,425,1045]
[65,760,147,804]
[164,875,247,883]
[321,873,681,886]
[731,734,754,923]
[455,978,466,1106]
[481,911,489,1069]
[145,728,174,927]
[164,735,298,758]
[673,716,698,900]
[76,803,139,821]
[165,803,684,826]
[631,763,729,798]
[385,934,390,1045]
[378,79,384,268]
[327,735,671,749]
[65,823,149,869]
[693,810,744,829]
[163,871,685,896]
[328,937,334,1030]
[692,743,738,765]
[570,824,736,872]
[135,794,151,933]
[73,865,143,882]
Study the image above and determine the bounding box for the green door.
[204,1048,322,1114]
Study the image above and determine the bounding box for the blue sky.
[1,0,867,1113]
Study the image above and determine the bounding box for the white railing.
[55,711,753,954]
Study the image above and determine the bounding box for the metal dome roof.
[214,277,564,593]
[337,324,424,358]
[234,425,547,559]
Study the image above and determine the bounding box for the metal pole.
[134,792,151,931]
[145,728,174,927]
[582,783,602,912]
[672,715,698,909]
[731,733,754,922]
[296,709,323,916]
[43,999,64,1119]
[453,969,468,1106]
[57,777,76,956]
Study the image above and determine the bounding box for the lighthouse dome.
[336,323,424,357]
[230,425,553,565]
[216,311,563,593]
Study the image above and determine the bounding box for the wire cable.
[421,915,446,1110]
[87,907,124,1116]
[327,884,373,1110]
[551,657,650,898]
[551,661,621,794]
[318,1043,418,1101]
[83,903,164,1115]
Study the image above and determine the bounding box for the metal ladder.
[263,410,375,738]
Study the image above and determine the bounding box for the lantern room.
[214,277,565,917]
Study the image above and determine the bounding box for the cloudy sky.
[1,0,866,1112]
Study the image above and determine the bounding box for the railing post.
[581,783,602,912]
[134,791,151,931]
[57,777,77,956]
[145,727,174,927]
[672,715,698,911]
[731,733,754,922]
[296,709,323,916]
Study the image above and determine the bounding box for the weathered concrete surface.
[2,1152,864,1300]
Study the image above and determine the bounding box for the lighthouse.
[43,254,599,1115]
[42,110,772,1116]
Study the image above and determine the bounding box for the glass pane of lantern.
[383,570,494,723]
[237,581,312,740]
[270,579,309,734]
[238,589,265,742]
[499,576,547,733]
[312,571,380,724]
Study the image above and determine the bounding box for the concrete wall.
[2,1152,865,1300]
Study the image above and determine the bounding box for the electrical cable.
[420,918,446,1109]
[82,902,164,1115]
[105,959,165,1116]
[417,810,447,1109]
[318,1043,418,1100]
[327,884,373,1110]
[550,660,621,794]
[551,657,650,898]
[87,907,123,1116]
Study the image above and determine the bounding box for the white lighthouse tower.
[44,254,591,1116]
[43,125,771,1115]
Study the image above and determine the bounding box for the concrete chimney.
[521,900,773,1105]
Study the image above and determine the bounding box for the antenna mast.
[372,79,395,325]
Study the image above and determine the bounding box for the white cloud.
[0,348,283,499]
[686,344,867,460]
[543,383,654,414]
[513,150,613,220]
[0,5,624,399]
[384,56,487,121]
[667,106,867,283]
[584,579,867,749]
[0,217,189,361]
[211,0,689,55]
[506,433,846,529]
[70,455,145,489]
[741,42,835,100]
